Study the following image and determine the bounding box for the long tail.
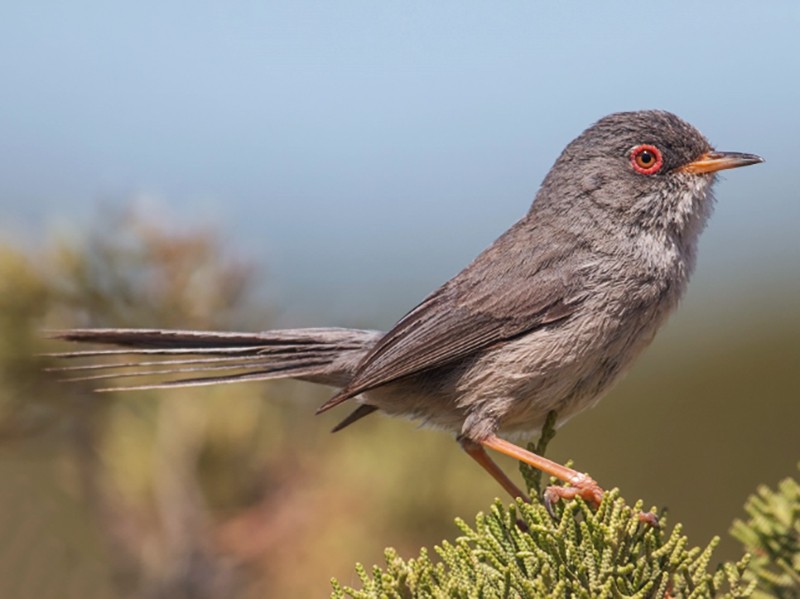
[45,327,382,393]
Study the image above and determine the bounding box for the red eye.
[630,145,663,175]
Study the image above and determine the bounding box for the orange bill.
[679,151,764,174]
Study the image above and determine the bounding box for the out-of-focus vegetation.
[0,207,798,597]
[1,209,504,598]
[731,465,800,598]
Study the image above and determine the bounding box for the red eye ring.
[630,144,663,175]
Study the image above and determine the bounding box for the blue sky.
[1,2,798,323]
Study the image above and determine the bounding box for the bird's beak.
[678,151,764,174]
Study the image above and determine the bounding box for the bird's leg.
[459,438,530,501]
[479,434,604,508]
[462,435,659,526]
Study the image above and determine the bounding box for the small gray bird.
[51,110,763,505]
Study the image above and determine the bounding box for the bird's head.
[534,110,763,238]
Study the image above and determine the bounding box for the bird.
[49,110,763,507]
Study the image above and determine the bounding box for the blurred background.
[1,2,799,597]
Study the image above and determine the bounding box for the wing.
[317,219,589,412]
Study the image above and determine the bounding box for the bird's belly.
[479,304,674,437]
[364,290,679,440]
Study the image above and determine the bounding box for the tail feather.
[58,358,331,384]
[47,355,268,373]
[47,327,381,391]
[97,366,335,393]
[48,327,375,350]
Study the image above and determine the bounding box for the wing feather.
[318,220,589,411]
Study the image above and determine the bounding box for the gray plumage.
[49,110,763,446]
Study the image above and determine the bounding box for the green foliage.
[731,464,800,598]
[332,490,754,598]
[332,415,759,598]
[334,455,800,598]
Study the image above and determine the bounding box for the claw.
[543,490,557,518]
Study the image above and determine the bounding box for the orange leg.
[460,438,530,501]
[479,434,604,507]
[465,434,659,525]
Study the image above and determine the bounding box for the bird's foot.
[543,472,603,515]
[542,476,660,528]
